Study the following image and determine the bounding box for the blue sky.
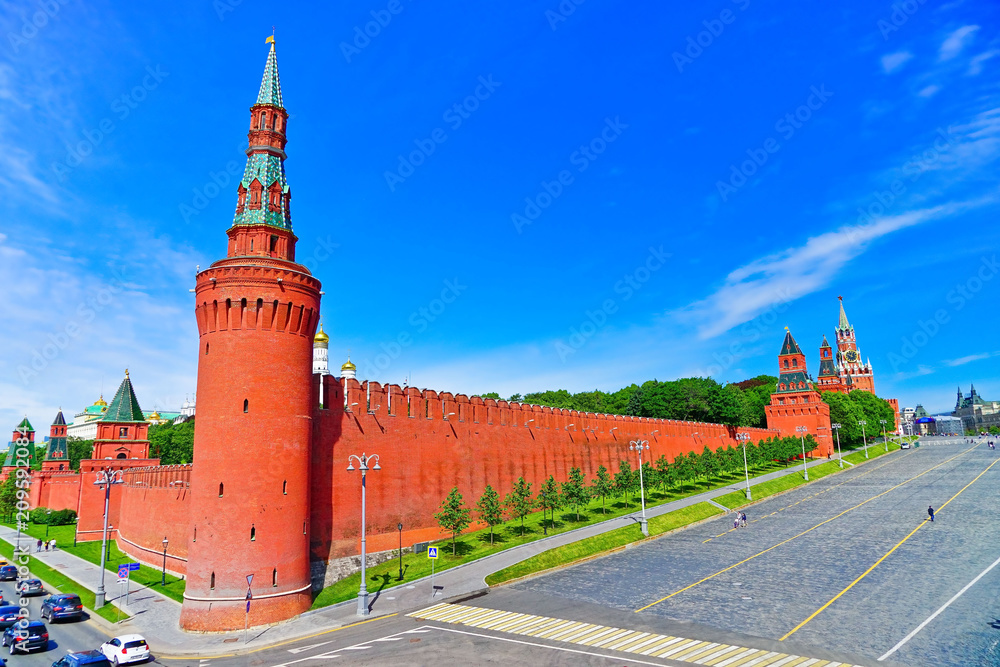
[1,0,998,431]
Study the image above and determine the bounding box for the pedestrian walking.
[49,539,56,551]
[43,540,48,551]
[734,515,740,529]
[928,505,935,522]
[35,539,42,552]
[740,512,747,527]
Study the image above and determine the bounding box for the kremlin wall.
[7,42,897,632]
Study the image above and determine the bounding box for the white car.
[99,635,150,665]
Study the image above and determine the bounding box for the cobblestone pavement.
[511,440,1000,666]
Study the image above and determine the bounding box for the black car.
[0,607,21,630]
[0,567,16,582]
[52,650,112,667]
[40,594,83,622]
[1,620,48,654]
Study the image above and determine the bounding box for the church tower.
[765,329,833,457]
[815,335,843,392]
[183,40,321,631]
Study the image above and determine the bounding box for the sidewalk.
[0,449,893,656]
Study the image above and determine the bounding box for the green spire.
[779,330,802,355]
[838,296,851,330]
[100,371,146,422]
[256,42,284,108]
[14,416,34,433]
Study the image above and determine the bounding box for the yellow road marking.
[780,456,1000,640]
[635,445,977,612]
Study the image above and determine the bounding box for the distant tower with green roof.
[43,410,70,470]
[185,38,321,632]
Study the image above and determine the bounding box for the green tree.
[613,460,635,507]
[507,393,523,403]
[0,474,17,522]
[475,484,504,545]
[536,475,561,530]
[434,487,472,555]
[67,437,93,471]
[149,420,195,465]
[591,465,613,514]
[504,477,534,535]
[480,392,501,400]
[561,467,589,521]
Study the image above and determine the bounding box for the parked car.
[901,442,911,449]
[16,579,43,596]
[52,649,112,667]
[0,567,17,582]
[99,635,150,665]
[40,594,83,622]
[0,607,21,631]
[1,620,48,654]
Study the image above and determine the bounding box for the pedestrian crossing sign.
[427,546,439,559]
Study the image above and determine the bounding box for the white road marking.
[427,625,672,666]
[879,551,1000,661]
[287,642,331,654]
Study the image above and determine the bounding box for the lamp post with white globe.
[629,440,650,536]
[347,452,380,617]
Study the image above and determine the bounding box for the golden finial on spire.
[125,368,130,378]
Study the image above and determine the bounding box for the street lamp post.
[831,423,844,468]
[629,440,650,536]
[735,433,752,500]
[161,537,169,586]
[93,468,124,608]
[347,452,380,617]
[879,419,889,452]
[858,420,869,458]
[397,522,403,581]
[45,510,52,539]
[796,426,809,481]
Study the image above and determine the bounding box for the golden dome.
[341,356,357,371]
[93,395,108,407]
[314,324,329,344]
[149,411,162,420]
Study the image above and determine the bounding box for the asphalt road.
[0,576,119,666]
[511,437,1000,666]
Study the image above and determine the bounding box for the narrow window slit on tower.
[244,399,249,413]
[205,342,209,355]
[282,480,287,495]
[218,482,224,497]
[210,572,215,589]
[272,568,277,587]
[250,525,256,541]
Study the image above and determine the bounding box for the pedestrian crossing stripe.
[409,603,864,667]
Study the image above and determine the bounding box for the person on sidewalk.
[35,539,42,552]
[43,540,48,551]
[740,512,747,528]
[928,505,935,522]
[49,539,56,551]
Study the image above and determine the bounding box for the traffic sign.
[246,574,254,587]
[128,562,140,571]
[427,546,438,560]
[117,564,129,579]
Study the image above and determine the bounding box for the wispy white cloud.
[895,365,935,380]
[968,50,998,76]
[918,85,941,98]
[944,351,999,366]
[673,200,984,340]
[939,25,979,61]
[881,51,913,74]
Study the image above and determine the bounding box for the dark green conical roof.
[100,372,145,422]
[52,411,66,426]
[779,331,802,356]
[256,42,284,107]
[14,416,34,433]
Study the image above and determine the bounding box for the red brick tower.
[182,40,321,631]
[42,410,69,471]
[835,297,875,394]
[2,417,35,479]
[765,329,833,456]
[815,335,844,393]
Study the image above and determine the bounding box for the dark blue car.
[52,650,112,667]
[40,594,83,622]
[1,620,48,654]
[0,607,21,630]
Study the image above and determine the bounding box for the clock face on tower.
[844,350,859,363]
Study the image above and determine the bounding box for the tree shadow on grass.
[477,531,508,546]
[442,540,476,558]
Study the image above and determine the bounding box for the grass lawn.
[0,534,122,624]
[485,501,724,585]
[714,440,903,509]
[1,523,186,604]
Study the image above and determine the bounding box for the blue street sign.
[427,546,438,560]
[246,600,251,613]
[117,565,129,579]
[128,562,141,571]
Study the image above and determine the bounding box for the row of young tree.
[433,433,819,553]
